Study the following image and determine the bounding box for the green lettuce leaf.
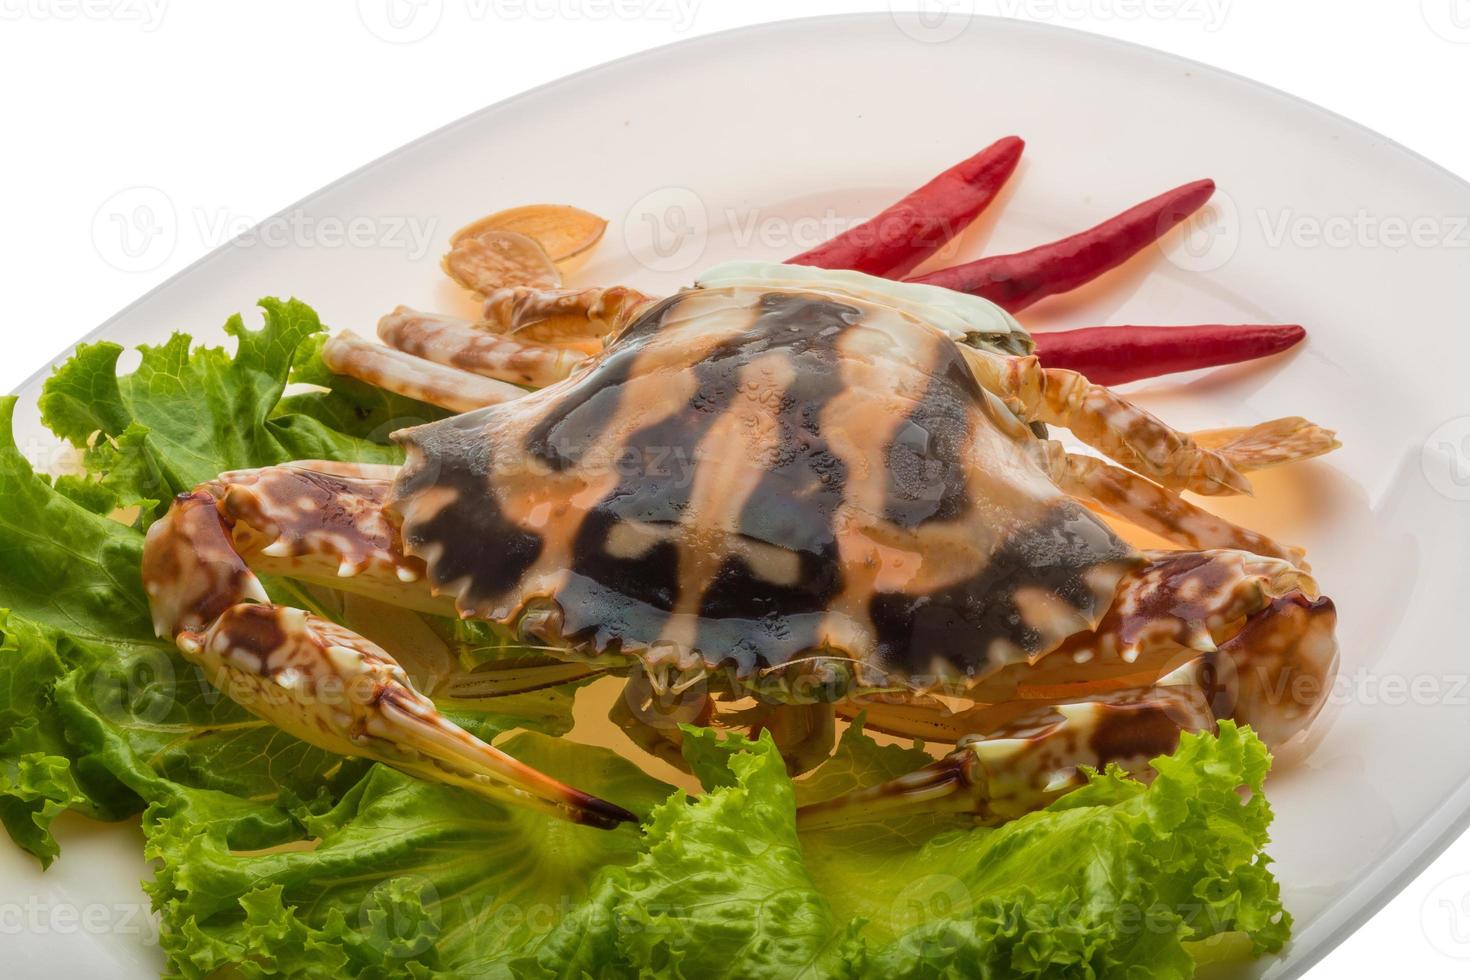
[524,723,1287,979]
[38,299,430,521]
[791,714,934,807]
[280,332,449,443]
[0,391,375,851]
[817,722,1289,979]
[0,398,152,642]
[0,744,85,868]
[522,729,861,979]
[145,733,672,979]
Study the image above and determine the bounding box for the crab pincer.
[798,686,1219,828]
[801,558,1339,828]
[142,473,637,829]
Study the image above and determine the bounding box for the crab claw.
[799,587,1339,829]
[183,602,636,829]
[797,686,1213,829]
[1186,591,1338,750]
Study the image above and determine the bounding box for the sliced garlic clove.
[442,229,562,295]
[450,204,607,264]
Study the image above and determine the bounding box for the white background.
[1,1,1468,976]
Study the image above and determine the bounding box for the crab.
[141,221,1340,830]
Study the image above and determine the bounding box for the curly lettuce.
[0,299,1290,978]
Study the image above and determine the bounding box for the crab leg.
[968,549,1322,705]
[480,284,656,347]
[440,659,607,699]
[837,548,1328,740]
[804,573,1336,827]
[141,463,637,829]
[802,683,1215,828]
[324,286,658,411]
[829,689,994,743]
[1042,445,1305,563]
[323,331,526,413]
[1192,416,1341,472]
[378,307,589,387]
[964,346,1322,496]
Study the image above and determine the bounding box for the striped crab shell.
[389,263,1141,693]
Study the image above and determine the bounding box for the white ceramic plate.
[7,13,1470,977]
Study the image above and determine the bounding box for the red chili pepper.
[1031,323,1307,386]
[909,178,1216,312]
[787,136,1025,278]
